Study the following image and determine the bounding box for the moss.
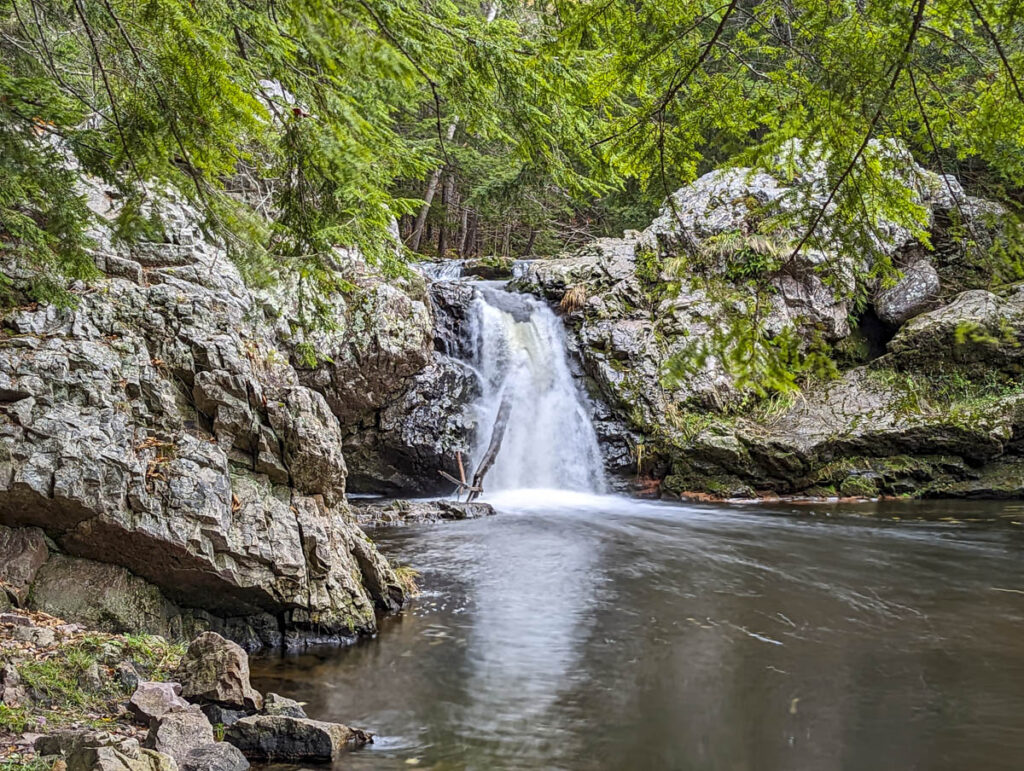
[838,475,879,498]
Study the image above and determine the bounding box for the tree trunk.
[524,227,537,256]
[408,118,459,253]
[438,171,452,259]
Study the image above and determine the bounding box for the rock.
[344,357,479,495]
[129,682,191,725]
[0,525,48,604]
[175,633,262,711]
[353,499,495,527]
[261,693,306,719]
[198,704,249,728]
[78,662,103,691]
[181,743,250,771]
[29,555,176,638]
[144,709,215,765]
[0,186,405,647]
[875,259,941,325]
[36,730,141,758]
[117,662,141,692]
[13,624,55,647]
[224,715,370,762]
[886,289,1024,373]
[66,745,178,771]
[0,662,28,707]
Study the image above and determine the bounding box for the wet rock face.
[342,279,480,496]
[0,190,403,647]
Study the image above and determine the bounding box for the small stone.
[224,715,370,762]
[0,662,28,707]
[129,682,191,725]
[117,661,142,692]
[261,693,306,719]
[0,612,32,626]
[199,704,249,728]
[175,633,262,711]
[78,662,103,691]
[182,742,250,771]
[13,624,56,646]
[144,708,215,765]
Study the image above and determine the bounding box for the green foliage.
[868,366,1022,416]
[1,0,1023,354]
[0,704,30,734]
[663,287,839,399]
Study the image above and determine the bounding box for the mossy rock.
[838,474,880,498]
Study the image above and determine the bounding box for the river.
[253,492,1024,770]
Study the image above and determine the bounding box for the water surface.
[253,493,1024,770]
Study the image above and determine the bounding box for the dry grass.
[560,285,588,313]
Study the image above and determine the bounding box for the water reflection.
[253,494,1024,770]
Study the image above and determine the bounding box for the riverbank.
[0,609,374,770]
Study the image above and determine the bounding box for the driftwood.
[467,391,513,502]
[438,452,481,501]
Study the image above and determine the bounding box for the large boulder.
[29,555,176,638]
[175,633,262,711]
[875,259,941,326]
[0,188,405,646]
[224,715,370,762]
[144,709,216,766]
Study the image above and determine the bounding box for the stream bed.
[252,492,1024,770]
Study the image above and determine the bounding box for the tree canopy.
[1,0,1022,309]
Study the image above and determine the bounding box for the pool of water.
[252,492,1024,770]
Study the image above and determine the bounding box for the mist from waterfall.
[467,284,606,494]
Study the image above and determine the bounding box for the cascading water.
[467,284,606,494]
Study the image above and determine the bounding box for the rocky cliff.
[0,183,470,648]
[514,147,1024,499]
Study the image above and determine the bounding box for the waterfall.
[467,284,606,494]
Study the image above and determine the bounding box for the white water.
[468,284,606,494]
[417,260,465,280]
